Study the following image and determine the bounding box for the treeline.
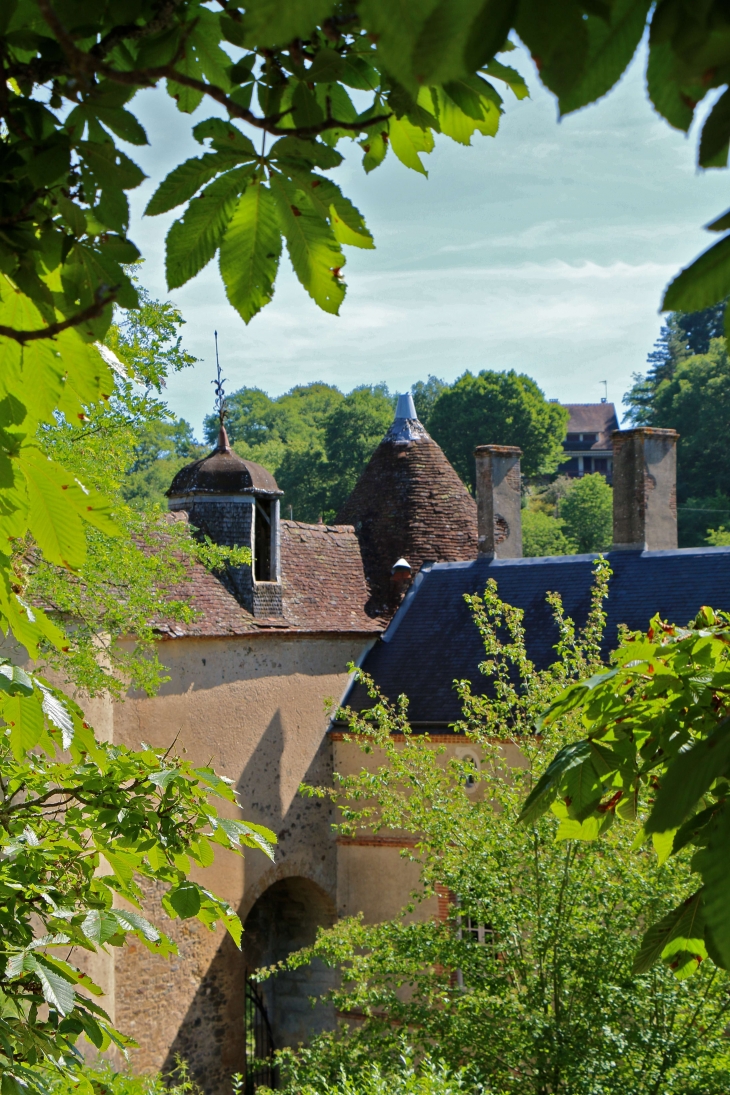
[123,301,730,551]
[124,371,568,526]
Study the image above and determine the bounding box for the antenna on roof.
[600,380,607,404]
[212,330,227,426]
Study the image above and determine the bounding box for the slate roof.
[155,516,381,638]
[345,546,730,725]
[563,403,619,449]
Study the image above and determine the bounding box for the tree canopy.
[428,370,568,489]
[625,330,730,545]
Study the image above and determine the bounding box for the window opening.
[456,903,498,989]
[254,498,272,581]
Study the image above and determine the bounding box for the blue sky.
[127,43,728,437]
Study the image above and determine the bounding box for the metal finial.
[601,380,608,404]
[212,330,228,425]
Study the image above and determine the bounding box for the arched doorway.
[243,877,337,1063]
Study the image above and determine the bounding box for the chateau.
[90,397,730,1093]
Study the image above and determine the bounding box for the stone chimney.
[612,427,679,551]
[474,445,523,558]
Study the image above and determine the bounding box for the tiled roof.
[155,514,381,638]
[335,424,478,617]
[155,558,285,639]
[563,403,619,449]
[280,520,383,632]
[345,547,730,725]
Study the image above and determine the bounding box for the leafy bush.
[49,1059,199,1095]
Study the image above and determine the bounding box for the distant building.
[559,402,619,481]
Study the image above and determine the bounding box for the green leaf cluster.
[522,507,576,557]
[271,560,729,1094]
[625,333,730,543]
[0,663,275,1091]
[522,602,730,979]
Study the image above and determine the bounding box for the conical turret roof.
[335,396,477,616]
[167,426,282,498]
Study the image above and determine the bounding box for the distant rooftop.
[563,403,619,448]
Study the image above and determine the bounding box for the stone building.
[95,404,730,1092]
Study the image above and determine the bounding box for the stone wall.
[111,631,373,1091]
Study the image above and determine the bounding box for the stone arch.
[243,876,337,1051]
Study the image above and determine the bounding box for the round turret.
[335,395,477,616]
[167,427,282,499]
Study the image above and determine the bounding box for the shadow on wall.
[161,877,336,1095]
[243,877,337,1050]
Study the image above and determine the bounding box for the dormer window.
[254,498,273,581]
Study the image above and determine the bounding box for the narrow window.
[254,498,272,581]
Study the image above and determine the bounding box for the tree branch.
[0,292,117,344]
[36,0,390,139]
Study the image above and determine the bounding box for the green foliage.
[522,602,730,978]
[558,472,613,553]
[277,1056,477,1095]
[411,376,447,428]
[122,418,206,510]
[428,370,569,489]
[0,662,275,1092]
[274,561,729,1094]
[323,385,395,513]
[49,1060,200,1095]
[522,508,576,556]
[625,335,730,534]
[22,283,217,697]
[706,524,730,546]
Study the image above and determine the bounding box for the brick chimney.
[474,445,523,558]
[612,427,679,551]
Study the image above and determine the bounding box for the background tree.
[200,382,394,522]
[122,418,207,509]
[558,473,613,553]
[411,376,448,428]
[625,333,730,545]
[271,564,730,1095]
[428,370,568,490]
[522,508,576,557]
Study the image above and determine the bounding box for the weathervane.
[212,330,227,426]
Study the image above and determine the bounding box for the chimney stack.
[612,427,679,551]
[474,445,523,558]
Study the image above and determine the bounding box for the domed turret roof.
[167,427,282,498]
[335,395,477,616]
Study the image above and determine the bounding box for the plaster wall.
[111,632,372,1090]
[333,737,527,925]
